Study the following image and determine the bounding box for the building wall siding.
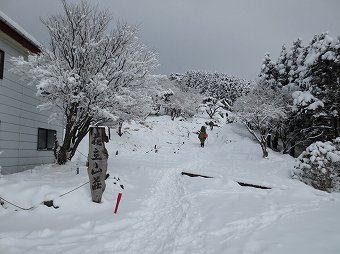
[0,32,64,174]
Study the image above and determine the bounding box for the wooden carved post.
[88,126,109,203]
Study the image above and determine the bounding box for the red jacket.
[198,132,208,140]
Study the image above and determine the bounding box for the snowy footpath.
[1,116,340,254]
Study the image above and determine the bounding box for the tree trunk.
[171,108,176,120]
[56,126,73,165]
[272,133,279,151]
[87,127,109,203]
[56,125,90,164]
[333,116,340,137]
[260,141,268,158]
[57,146,68,165]
[289,141,295,157]
[267,134,272,148]
[56,105,92,165]
[244,123,268,158]
[118,121,123,136]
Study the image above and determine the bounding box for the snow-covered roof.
[0,10,41,53]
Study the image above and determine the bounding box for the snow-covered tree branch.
[148,75,202,119]
[233,83,287,158]
[201,97,224,119]
[10,0,158,164]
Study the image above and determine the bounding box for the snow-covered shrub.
[292,138,340,192]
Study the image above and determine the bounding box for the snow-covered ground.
[1,115,340,254]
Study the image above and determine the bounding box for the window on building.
[0,49,4,79]
[37,128,56,150]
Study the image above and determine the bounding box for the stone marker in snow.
[88,127,110,203]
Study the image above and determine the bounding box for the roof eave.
[0,18,41,54]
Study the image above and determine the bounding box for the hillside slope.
[0,115,339,254]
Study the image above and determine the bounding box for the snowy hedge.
[292,139,340,192]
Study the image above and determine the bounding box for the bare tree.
[202,97,223,118]
[11,0,158,164]
[233,84,287,158]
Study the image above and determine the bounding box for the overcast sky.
[1,0,340,80]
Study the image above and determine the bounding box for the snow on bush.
[292,138,340,192]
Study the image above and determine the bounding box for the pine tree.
[287,38,304,87]
[303,33,340,138]
[258,53,280,89]
[276,45,290,87]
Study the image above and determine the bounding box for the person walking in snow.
[198,126,208,147]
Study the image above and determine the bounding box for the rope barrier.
[0,180,90,211]
[0,197,38,211]
[76,149,88,159]
[58,181,89,197]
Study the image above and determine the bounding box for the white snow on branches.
[10,1,158,127]
[292,91,324,111]
[293,139,340,192]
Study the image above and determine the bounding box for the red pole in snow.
[114,192,122,214]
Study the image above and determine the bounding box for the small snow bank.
[0,163,91,212]
[293,138,340,192]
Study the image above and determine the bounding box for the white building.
[0,11,63,174]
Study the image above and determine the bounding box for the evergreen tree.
[276,45,290,87]
[258,53,280,89]
[287,38,304,87]
[302,33,340,139]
